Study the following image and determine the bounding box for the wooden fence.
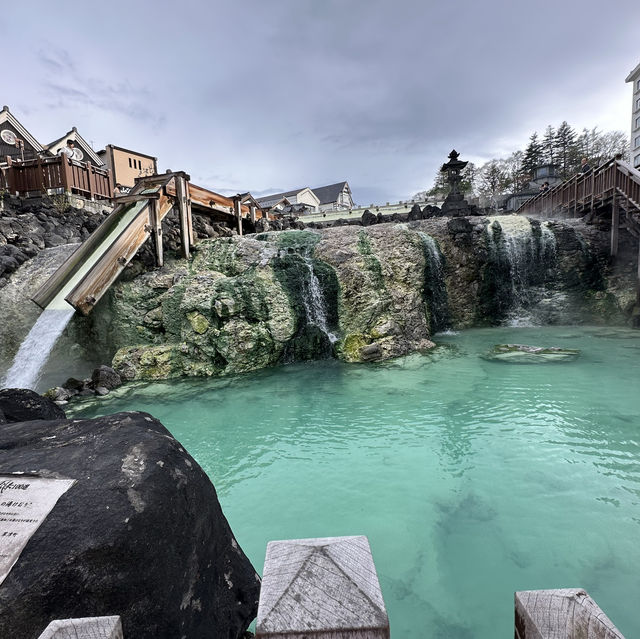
[3,155,113,200]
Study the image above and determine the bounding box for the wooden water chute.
[32,172,253,316]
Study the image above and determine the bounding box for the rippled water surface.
[73,326,640,637]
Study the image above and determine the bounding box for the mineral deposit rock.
[483,343,581,363]
[0,411,260,639]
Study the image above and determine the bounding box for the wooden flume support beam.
[32,170,263,315]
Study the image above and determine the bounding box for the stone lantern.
[440,149,471,215]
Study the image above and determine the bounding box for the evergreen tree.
[522,132,543,178]
[460,162,478,195]
[477,160,509,199]
[426,168,449,198]
[542,125,556,164]
[554,121,578,178]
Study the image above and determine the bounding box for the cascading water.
[2,306,75,390]
[301,257,338,343]
[485,216,557,325]
[418,232,450,332]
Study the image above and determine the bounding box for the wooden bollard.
[256,536,389,639]
[38,616,123,639]
[515,589,624,638]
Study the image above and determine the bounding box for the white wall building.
[625,61,640,169]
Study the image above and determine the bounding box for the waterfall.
[301,257,338,343]
[485,216,557,324]
[2,307,75,390]
[418,232,450,332]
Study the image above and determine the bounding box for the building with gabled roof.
[312,181,354,212]
[256,187,320,212]
[45,127,105,167]
[0,105,45,164]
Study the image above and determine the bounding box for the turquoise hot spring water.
[70,326,640,638]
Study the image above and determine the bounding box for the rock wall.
[79,215,629,381]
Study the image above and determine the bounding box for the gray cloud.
[2,0,639,203]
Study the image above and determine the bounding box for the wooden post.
[149,199,163,267]
[185,183,194,248]
[61,155,73,194]
[637,237,640,304]
[515,589,624,639]
[234,197,243,236]
[87,163,96,200]
[256,536,389,639]
[36,155,45,192]
[175,176,190,259]
[37,616,123,639]
[611,192,619,258]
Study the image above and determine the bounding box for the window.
[636,97,640,111]
[637,79,640,91]
[635,135,640,149]
[635,153,640,168]
[128,157,132,168]
[636,116,640,129]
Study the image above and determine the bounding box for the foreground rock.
[483,344,581,363]
[0,387,66,423]
[0,410,260,639]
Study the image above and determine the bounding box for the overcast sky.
[2,0,639,204]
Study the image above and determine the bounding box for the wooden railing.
[516,158,640,218]
[3,155,113,200]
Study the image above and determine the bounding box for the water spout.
[2,306,75,390]
[301,257,338,343]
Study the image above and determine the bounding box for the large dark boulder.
[0,411,260,639]
[361,209,377,226]
[0,388,66,423]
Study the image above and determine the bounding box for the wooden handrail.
[516,158,640,217]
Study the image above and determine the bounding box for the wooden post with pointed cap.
[515,589,624,638]
[256,536,389,639]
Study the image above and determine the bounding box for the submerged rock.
[483,344,581,363]
[0,410,260,639]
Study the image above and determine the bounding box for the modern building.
[45,127,105,167]
[0,105,45,164]
[312,181,354,212]
[98,144,158,188]
[626,61,640,169]
[256,187,320,213]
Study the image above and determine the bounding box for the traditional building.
[312,181,354,212]
[504,163,563,211]
[626,61,640,169]
[98,144,158,188]
[0,105,45,164]
[45,127,105,167]
[256,187,320,213]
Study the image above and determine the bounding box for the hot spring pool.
[71,326,640,637]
